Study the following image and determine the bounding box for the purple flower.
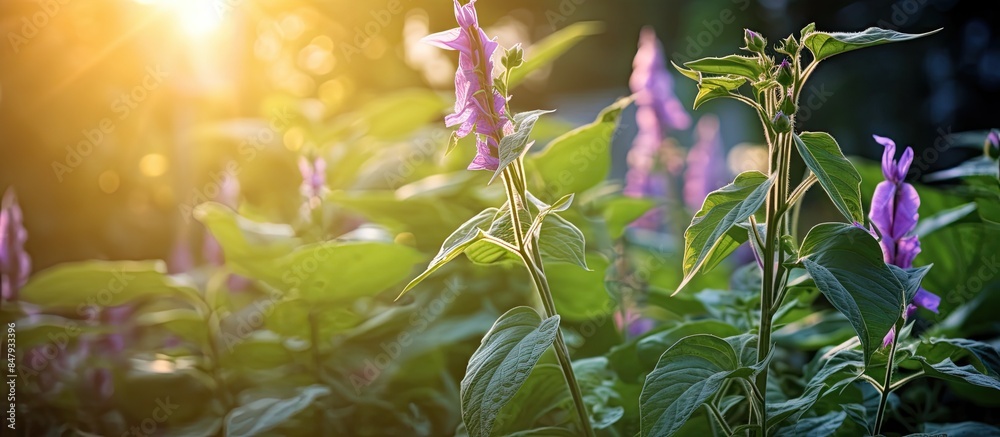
[684,115,731,211]
[1,188,31,301]
[299,155,327,199]
[423,0,510,171]
[987,130,999,151]
[870,135,940,346]
[624,28,690,231]
[630,27,691,132]
[615,307,654,338]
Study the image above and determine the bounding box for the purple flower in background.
[684,115,731,211]
[624,28,691,231]
[423,0,510,171]
[630,27,691,132]
[614,307,654,338]
[1,188,31,301]
[987,130,999,151]
[299,155,327,200]
[870,135,940,347]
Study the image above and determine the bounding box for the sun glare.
[136,0,224,37]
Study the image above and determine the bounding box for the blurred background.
[0,0,997,278]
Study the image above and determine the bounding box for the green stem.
[502,167,595,437]
[874,327,899,435]
[706,403,734,436]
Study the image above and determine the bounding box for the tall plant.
[639,24,940,436]
[399,0,597,435]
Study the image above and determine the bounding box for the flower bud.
[771,111,791,133]
[776,59,794,87]
[780,35,798,54]
[744,29,766,53]
[779,89,796,115]
[985,129,999,158]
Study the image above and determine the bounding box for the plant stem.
[874,327,899,435]
[502,167,596,437]
[706,403,734,436]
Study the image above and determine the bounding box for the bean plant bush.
[4,1,1000,436]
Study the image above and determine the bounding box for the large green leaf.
[767,348,864,428]
[794,132,865,223]
[283,241,423,302]
[531,98,630,197]
[677,171,774,294]
[599,196,656,239]
[508,21,603,88]
[907,338,1000,391]
[547,254,613,322]
[18,260,199,313]
[462,306,561,437]
[775,411,846,437]
[683,55,764,80]
[398,208,497,298]
[639,334,762,437]
[225,384,330,437]
[492,364,571,435]
[802,26,941,61]
[797,223,904,364]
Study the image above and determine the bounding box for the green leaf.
[677,171,774,294]
[538,214,588,269]
[908,338,1000,390]
[797,223,904,364]
[923,421,1000,437]
[399,208,496,298]
[803,27,941,61]
[531,97,630,197]
[693,75,747,109]
[600,196,656,239]
[490,110,556,184]
[348,88,448,140]
[683,55,764,80]
[547,254,613,321]
[794,132,865,223]
[767,348,864,428]
[225,384,330,437]
[775,411,846,437]
[461,306,561,437]
[924,156,1000,182]
[636,320,742,369]
[284,241,423,302]
[639,334,762,437]
[913,202,979,238]
[574,357,625,429]
[464,206,528,265]
[492,364,571,435]
[194,202,301,278]
[18,260,200,313]
[508,22,604,88]
[133,307,208,345]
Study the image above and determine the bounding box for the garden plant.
[3,0,1000,436]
